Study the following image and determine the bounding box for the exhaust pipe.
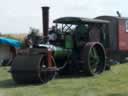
[42,6,49,37]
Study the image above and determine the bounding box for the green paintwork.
[53,46,71,57]
[65,34,73,49]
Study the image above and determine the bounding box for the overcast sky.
[0,0,127,34]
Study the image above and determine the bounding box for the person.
[24,28,42,48]
[48,26,58,44]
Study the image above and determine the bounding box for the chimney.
[42,6,49,37]
[116,11,121,17]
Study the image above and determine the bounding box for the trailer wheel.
[81,42,106,75]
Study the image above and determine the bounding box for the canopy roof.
[53,17,109,24]
[96,15,128,20]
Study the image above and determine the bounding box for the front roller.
[81,42,106,76]
[10,49,57,84]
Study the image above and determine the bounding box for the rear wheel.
[81,42,106,75]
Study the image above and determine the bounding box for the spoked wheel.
[11,49,57,84]
[39,56,57,83]
[89,47,100,73]
[81,42,106,76]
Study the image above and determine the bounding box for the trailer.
[0,37,21,66]
[96,16,128,62]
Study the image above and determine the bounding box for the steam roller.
[10,6,107,84]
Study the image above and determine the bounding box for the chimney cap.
[42,6,50,9]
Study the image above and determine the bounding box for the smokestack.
[116,11,121,17]
[42,6,49,37]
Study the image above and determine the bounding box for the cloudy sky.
[0,0,127,34]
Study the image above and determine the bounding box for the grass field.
[0,64,128,96]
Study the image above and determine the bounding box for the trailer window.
[125,20,128,32]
